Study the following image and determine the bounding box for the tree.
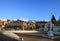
[51,15,57,26]
[5,21,22,30]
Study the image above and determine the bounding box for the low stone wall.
[5,30,39,33]
[0,33,19,41]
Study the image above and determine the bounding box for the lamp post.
[23,26,24,31]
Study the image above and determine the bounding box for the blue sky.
[0,0,60,21]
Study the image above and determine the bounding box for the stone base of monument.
[42,31,60,39]
[47,31,54,37]
[42,33,60,39]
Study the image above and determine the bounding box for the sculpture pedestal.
[47,31,54,37]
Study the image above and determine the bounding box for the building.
[57,17,60,26]
[27,20,36,30]
[36,21,47,29]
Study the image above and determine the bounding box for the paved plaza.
[16,33,60,41]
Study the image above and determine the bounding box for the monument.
[47,9,54,37]
[44,9,54,38]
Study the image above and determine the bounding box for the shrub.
[58,29,60,32]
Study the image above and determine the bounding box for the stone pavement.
[16,33,54,41]
[16,32,60,40]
